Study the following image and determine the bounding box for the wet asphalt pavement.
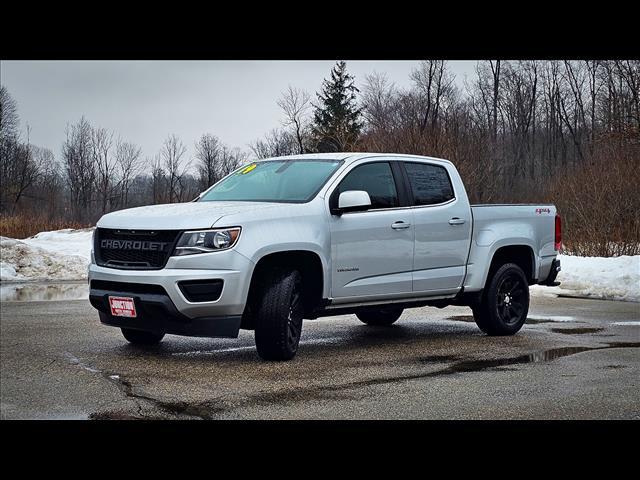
[1,292,638,420]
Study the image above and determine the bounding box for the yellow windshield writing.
[239,163,257,175]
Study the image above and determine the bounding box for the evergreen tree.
[311,61,362,152]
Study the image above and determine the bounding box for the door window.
[404,162,454,206]
[333,162,399,210]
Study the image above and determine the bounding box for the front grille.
[95,228,181,270]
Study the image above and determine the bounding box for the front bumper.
[88,248,254,337]
[90,286,242,337]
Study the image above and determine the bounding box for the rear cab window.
[403,162,455,206]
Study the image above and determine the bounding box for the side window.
[404,162,454,206]
[335,162,399,210]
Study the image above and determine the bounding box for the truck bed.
[462,204,558,291]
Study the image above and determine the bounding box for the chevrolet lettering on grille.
[100,239,169,251]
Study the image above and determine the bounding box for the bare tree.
[614,60,640,130]
[160,134,189,203]
[194,133,221,190]
[490,60,501,143]
[500,61,538,182]
[115,140,142,208]
[218,145,244,177]
[250,128,298,159]
[361,72,397,131]
[33,147,62,218]
[0,85,19,141]
[91,126,115,214]
[62,117,95,221]
[1,140,41,213]
[411,61,455,134]
[277,86,311,154]
[150,154,166,204]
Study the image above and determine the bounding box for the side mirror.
[336,190,371,214]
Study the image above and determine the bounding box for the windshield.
[199,159,342,203]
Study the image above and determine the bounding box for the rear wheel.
[356,307,403,326]
[121,328,165,345]
[254,269,304,361]
[473,263,529,336]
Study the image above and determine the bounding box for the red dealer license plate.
[109,296,137,318]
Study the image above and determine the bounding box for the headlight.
[173,227,241,256]
[90,228,96,264]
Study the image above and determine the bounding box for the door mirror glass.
[338,190,371,212]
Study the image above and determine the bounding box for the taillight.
[554,214,562,251]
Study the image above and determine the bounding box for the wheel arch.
[485,244,536,287]
[243,249,325,327]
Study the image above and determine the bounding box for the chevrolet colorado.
[89,153,561,360]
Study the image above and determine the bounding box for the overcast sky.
[0,60,478,161]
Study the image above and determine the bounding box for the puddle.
[0,282,88,302]
[447,315,576,325]
[428,342,640,376]
[550,327,604,335]
[417,354,461,363]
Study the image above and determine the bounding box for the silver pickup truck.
[89,153,561,360]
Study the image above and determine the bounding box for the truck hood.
[96,201,283,230]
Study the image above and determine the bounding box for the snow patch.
[0,228,93,282]
[612,321,640,326]
[531,254,640,303]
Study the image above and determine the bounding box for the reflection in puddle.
[446,315,575,325]
[0,283,88,302]
[527,314,576,322]
[426,343,640,376]
[550,327,604,335]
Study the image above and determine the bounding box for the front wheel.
[254,269,304,361]
[356,307,403,326]
[121,328,165,345]
[473,263,529,336]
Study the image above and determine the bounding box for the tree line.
[1,60,638,255]
[0,92,244,223]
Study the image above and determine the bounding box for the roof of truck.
[257,152,453,165]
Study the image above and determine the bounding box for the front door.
[328,161,414,299]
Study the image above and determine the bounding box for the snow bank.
[0,228,93,282]
[531,254,640,302]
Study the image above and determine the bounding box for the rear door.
[328,161,414,299]
[400,161,471,293]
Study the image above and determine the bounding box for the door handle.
[391,221,411,230]
[448,217,466,225]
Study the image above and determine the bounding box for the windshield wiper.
[275,161,294,174]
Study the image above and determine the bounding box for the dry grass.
[546,135,640,257]
[0,215,92,239]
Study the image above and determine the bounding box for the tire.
[121,328,165,345]
[356,307,403,326]
[473,263,530,336]
[254,269,304,361]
